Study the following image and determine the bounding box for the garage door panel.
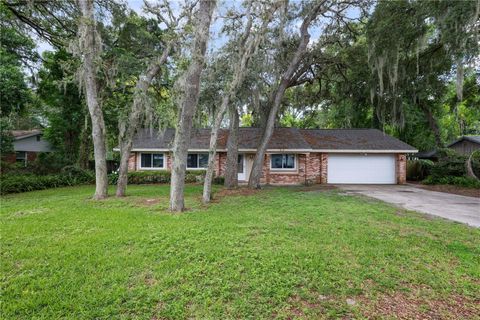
[328,154,396,184]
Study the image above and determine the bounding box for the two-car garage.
[327,154,397,184]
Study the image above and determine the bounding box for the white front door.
[237,154,246,181]
[327,154,396,184]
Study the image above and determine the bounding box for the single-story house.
[447,135,480,156]
[416,135,480,161]
[3,130,53,166]
[120,128,417,185]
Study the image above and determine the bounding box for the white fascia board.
[238,149,312,153]
[118,148,418,154]
[128,148,228,152]
[312,149,418,153]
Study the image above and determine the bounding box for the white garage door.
[328,154,396,184]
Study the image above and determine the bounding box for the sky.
[36,0,360,56]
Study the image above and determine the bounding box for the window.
[36,135,41,142]
[187,153,209,169]
[270,154,296,170]
[140,153,164,169]
[16,151,27,166]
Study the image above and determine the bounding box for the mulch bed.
[409,182,480,198]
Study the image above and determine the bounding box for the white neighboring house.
[10,130,53,166]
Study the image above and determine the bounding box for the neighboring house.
[416,135,480,160]
[119,128,417,185]
[3,130,53,166]
[447,136,480,155]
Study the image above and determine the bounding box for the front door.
[237,154,246,181]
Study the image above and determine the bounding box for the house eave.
[311,149,418,153]
[14,133,42,140]
[116,148,417,154]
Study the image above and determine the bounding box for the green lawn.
[1,185,479,319]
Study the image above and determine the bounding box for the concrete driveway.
[337,184,480,227]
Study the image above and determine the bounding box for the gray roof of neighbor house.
[128,128,417,152]
[447,135,480,147]
[11,129,43,140]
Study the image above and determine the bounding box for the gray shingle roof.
[11,129,43,140]
[447,135,480,147]
[130,128,416,152]
[300,129,416,151]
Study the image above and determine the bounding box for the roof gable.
[11,130,43,140]
[448,135,480,147]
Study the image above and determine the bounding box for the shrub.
[428,148,468,178]
[407,159,433,181]
[423,176,480,189]
[33,152,71,174]
[108,170,207,185]
[61,165,95,183]
[0,166,95,195]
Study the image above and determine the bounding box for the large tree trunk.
[116,45,172,197]
[248,3,325,189]
[202,5,275,203]
[224,105,240,189]
[77,0,108,199]
[170,0,216,212]
[77,113,90,169]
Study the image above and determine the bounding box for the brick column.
[320,153,328,184]
[304,153,309,185]
[265,154,271,185]
[128,153,136,171]
[166,152,172,170]
[396,153,407,184]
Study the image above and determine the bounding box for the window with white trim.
[270,154,296,170]
[16,151,27,166]
[140,153,164,169]
[187,153,208,169]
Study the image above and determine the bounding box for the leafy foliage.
[407,159,433,181]
[0,168,95,195]
[37,50,86,164]
[423,176,480,189]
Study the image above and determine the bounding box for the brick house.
[120,128,417,185]
[3,130,53,166]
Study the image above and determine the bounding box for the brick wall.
[396,153,406,184]
[166,152,172,170]
[128,153,136,171]
[216,152,227,176]
[26,152,37,163]
[2,153,17,164]
[320,153,328,184]
[305,153,322,184]
[2,152,38,165]
[128,151,405,185]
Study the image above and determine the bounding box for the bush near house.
[407,159,433,181]
[108,170,224,185]
[423,175,480,188]
[420,149,480,189]
[0,167,95,195]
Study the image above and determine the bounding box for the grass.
[1,185,479,319]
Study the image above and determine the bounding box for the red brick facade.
[128,151,407,185]
[396,153,407,184]
[2,151,38,165]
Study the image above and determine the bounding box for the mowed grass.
[1,185,479,319]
